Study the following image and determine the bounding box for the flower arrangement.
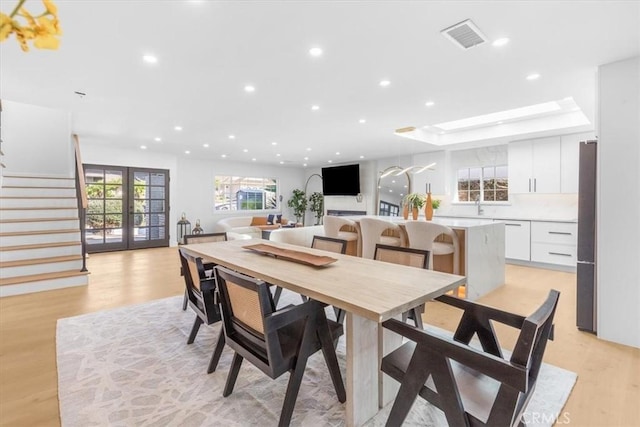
[1,0,62,52]
[404,193,425,209]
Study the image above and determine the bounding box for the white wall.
[2,100,74,177]
[597,56,640,348]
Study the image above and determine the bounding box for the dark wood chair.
[381,289,560,427]
[311,235,348,254]
[178,247,226,374]
[214,265,346,427]
[374,244,430,329]
[181,232,227,310]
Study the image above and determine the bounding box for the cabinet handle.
[528,178,531,192]
[548,252,572,257]
[549,231,572,235]
[534,178,537,192]
[505,223,521,227]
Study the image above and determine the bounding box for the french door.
[84,165,170,252]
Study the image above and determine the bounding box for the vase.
[425,192,434,221]
[412,208,419,220]
[402,205,409,220]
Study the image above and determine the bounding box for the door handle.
[534,178,537,192]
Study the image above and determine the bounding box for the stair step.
[0,230,81,246]
[0,241,82,251]
[2,185,75,189]
[0,217,78,223]
[0,197,77,208]
[1,175,75,188]
[1,257,84,278]
[0,255,83,268]
[0,229,79,237]
[0,218,79,233]
[0,196,76,199]
[0,187,77,197]
[0,270,89,297]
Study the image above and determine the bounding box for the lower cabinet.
[499,220,531,261]
[530,221,577,267]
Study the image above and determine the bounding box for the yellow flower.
[43,0,57,15]
[0,13,15,41]
[1,0,62,51]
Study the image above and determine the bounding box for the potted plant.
[404,193,425,220]
[287,189,307,224]
[308,192,324,225]
[431,199,441,210]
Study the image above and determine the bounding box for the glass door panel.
[84,166,127,252]
[128,168,169,249]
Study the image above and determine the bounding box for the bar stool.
[404,220,460,275]
[323,215,360,256]
[359,217,405,259]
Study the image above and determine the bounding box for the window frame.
[456,165,509,203]
[214,175,280,213]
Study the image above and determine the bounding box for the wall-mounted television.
[321,164,360,196]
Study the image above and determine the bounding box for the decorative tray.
[243,243,337,267]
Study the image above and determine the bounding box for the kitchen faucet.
[475,198,484,216]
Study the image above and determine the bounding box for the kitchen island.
[346,216,505,301]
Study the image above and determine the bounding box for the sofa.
[214,215,288,239]
[268,226,325,248]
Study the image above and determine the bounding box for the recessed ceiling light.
[492,38,510,47]
[276,153,281,157]
[379,80,391,87]
[304,157,309,161]
[303,163,307,167]
[359,119,366,124]
[251,158,257,162]
[272,142,278,146]
[174,126,182,131]
[244,85,255,92]
[328,160,333,163]
[306,147,312,151]
[140,145,147,150]
[311,105,320,111]
[526,73,541,81]
[203,143,209,148]
[309,47,323,57]
[279,161,284,164]
[243,148,248,153]
[142,54,158,64]
[335,152,340,155]
[228,134,235,139]
[185,150,190,154]
[425,101,435,107]
[154,137,161,142]
[497,121,503,125]
[221,154,227,158]
[360,155,364,159]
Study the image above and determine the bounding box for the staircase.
[0,175,88,297]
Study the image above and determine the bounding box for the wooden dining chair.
[214,265,346,427]
[181,232,228,310]
[381,289,560,427]
[374,244,430,329]
[311,235,348,254]
[178,248,226,374]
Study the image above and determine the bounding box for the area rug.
[57,293,577,426]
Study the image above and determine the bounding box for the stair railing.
[73,134,88,272]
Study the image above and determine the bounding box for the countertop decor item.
[404,193,425,220]
[243,243,337,267]
[425,192,434,220]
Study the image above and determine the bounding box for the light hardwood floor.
[0,247,638,426]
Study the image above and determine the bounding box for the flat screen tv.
[322,164,360,196]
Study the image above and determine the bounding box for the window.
[457,165,508,202]
[215,176,278,211]
[379,201,400,217]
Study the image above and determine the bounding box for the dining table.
[182,238,466,426]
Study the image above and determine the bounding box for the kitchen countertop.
[434,214,577,223]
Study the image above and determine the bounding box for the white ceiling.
[1,0,639,167]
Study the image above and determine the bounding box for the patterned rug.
[57,294,577,426]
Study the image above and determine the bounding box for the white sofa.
[214,216,283,239]
[268,226,325,248]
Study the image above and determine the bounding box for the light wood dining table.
[182,238,466,426]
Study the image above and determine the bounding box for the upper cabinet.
[508,132,594,194]
[509,136,560,193]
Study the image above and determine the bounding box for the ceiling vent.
[441,19,487,50]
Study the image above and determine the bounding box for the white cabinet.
[530,221,577,266]
[508,137,561,193]
[497,219,531,261]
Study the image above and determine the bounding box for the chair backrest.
[311,235,347,254]
[360,217,402,259]
[178,248,220,324]
[184,232,227,244]
[404,220,460,274]
[323,215,356,237]
[511,289,561,386]
[374,244,430,269]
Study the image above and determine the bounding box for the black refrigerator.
[576,140,597,333]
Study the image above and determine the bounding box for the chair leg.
[279,355,310,427]
[223,353,244,397]
[207,329,226,374]
[385,346,432,427]
[317,318,346,402]
[182,290,188,311]
[187,317,203,344]
[273,286,283,306]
